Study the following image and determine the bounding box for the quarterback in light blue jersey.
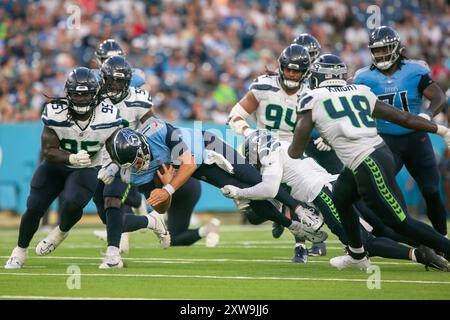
[353,26,449,238]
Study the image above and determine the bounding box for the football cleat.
[4,247,27,269]
[308,242,327,256]
[205,218,221,247]
[415,246,449,272]
[292,245,308,263]
[146,211,171,249]
[94,230,130,254]
[330,255,371,271]
[35,227,68,256]
[99,253,124,269]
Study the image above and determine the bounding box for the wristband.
[163,184,175,196]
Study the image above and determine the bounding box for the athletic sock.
[106,207,122,248]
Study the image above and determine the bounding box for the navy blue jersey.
[353,59,433,135]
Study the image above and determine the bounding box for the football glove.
[98,163,119,184]
[221,185,242,199]
[313,137,332,152]
[69,150,91,167]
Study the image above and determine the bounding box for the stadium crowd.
[0,0,449,124]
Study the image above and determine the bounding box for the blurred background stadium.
[0,0,449,222]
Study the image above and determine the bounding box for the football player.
[92,55,169,265]
[4,67,122,269]
[221,130,449,270]
[353,26,449,238]
[94,39,146,88]
[289,54,450,270]
[102,121,328,250]
[228,44,321,257]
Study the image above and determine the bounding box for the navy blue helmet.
[292,33,321,61]
[95,39,125,66]
[106,128,151,170]
[368,26,402,70]
[64,67,100,115]
[309,54,347,89]
[101,56,132,103]
[278,44,311,90]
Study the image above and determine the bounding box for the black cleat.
[415,245,450,272]
[272,222,284,238]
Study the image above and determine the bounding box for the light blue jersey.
[130,118,205,186]
[353,59,433,135]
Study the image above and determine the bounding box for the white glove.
[437,125,450,148]
[69,150,91,167]
[313,137,332,152]
[98,163,120,184]
[221,185,243,199]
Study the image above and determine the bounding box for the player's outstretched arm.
[372,100,438,133]
[147,150,197,207]
[228,91,258,136]
[41,126,71,164]
[288,110,313,159]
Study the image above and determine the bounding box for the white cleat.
[35,226,68,256]
[147,211,171,249]
[4,247,27,269]
[288,221,328,244]
[94,230,130,254]
[205,218,221,248]
[99,253,124,269]
[330,255,371,271]
[119,233,129,254]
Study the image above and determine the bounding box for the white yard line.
[0,255,418,266]
[0,272,448,285]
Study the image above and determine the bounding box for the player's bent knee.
[104,197,122,209]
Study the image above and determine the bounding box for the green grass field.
[0,222,449,300]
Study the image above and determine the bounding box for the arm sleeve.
[238,151,283,200]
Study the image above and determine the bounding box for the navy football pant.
[333,144,450,257]
[18,161,98,248]
[381,132,448,235]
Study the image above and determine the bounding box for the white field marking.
[0,255,420,266]
[0,272,449,285]
[0,295,165,300]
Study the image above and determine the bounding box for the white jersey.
[239,138,336,203]
[250,74,309,142]
[42,101,122,168]
[297,84,384,171]
[103,87,152,129]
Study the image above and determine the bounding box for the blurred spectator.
[0,0,448,123]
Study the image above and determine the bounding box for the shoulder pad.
[249,75,280,92]
[90,102,122,130]
[404,59,430,73]
[41,102,71,127]
[353,66,371,81]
